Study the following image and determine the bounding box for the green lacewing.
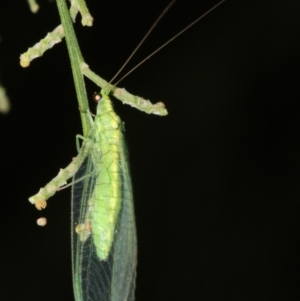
[70,2,225,301]
[71,89,137,301]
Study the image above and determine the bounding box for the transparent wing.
[111,139,137,301]
[71,136,137,301]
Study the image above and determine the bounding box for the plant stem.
[56,0,92,137]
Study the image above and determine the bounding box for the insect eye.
[93,92,102,103]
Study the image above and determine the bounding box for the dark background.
[0,0,300,300]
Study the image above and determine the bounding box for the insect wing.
[71,151,96,301]
[111,140,137,301]
[71,137,137,301]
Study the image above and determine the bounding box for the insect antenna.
[108,0,177,86]
[111,0,226,88]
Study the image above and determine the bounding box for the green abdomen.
[91,106,123,260]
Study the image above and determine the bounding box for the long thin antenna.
[108,0,177,85]
[114,0,226,86]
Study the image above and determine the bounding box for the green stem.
[82,64,168,116]
[56,0,91,137]
[28,137,92,209]
[0,85,10,114]
[27,0,39,13]
[75,0,93,26]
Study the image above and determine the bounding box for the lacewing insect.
[26,1,225,301]
[71,90,136,301]
[70,1,225,299]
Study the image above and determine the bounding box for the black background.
[1,0,300,300]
